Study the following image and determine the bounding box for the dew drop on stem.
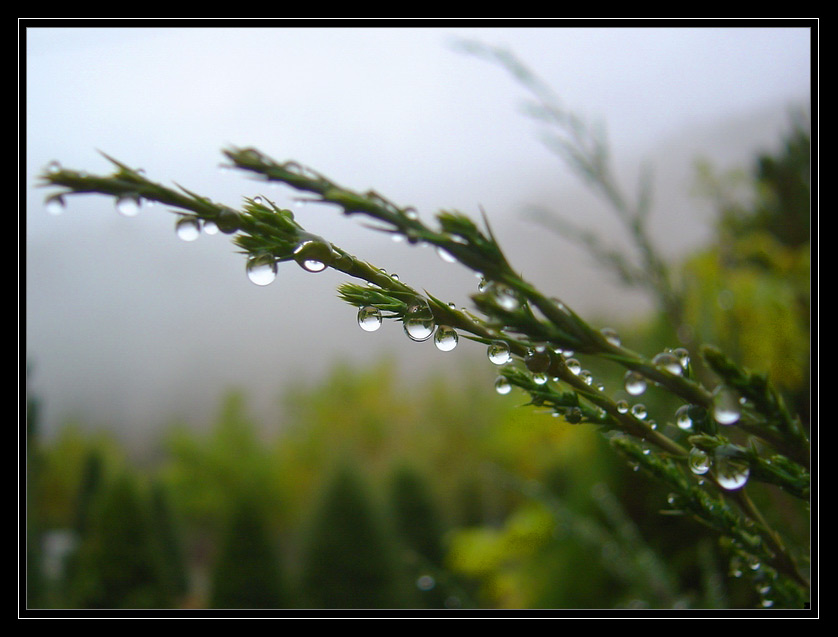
[713,386,741,425]
[688,447,711,475]
[116,194,141,217]
[175,216,201,242]
[246,254,277,286]
[713,445,750,490]
[434,326,458,352]
[494,376,512,395]
[653,351,684,376]
[403,300,435,342]
[357,306,382,332]
[46,195,66,216]
[624,371,647,396]
[487,340,511,365]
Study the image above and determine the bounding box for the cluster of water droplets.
[687,444,749,490]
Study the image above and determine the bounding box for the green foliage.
[148,481,190,602]
[208,496,288,609]
[68,473,173,609]
[298,461,408,609]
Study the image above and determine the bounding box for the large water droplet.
[294,238,332,273]
[215,207,241,234]
[713,445,749,490]
[434,325,458,351]
[713,386,741,425]
[688,447,711,475]
[630,404,647,420]
[675,405,693,431]
[46,195,66,216]
[494,376,512,395]
[403,301,435,342]
[653,351,684,375]
[115,195,141,217]
[202,219,219,235]
[357,306,382,332]
[565,358,581,375]
[175,216,201,242]
[524,347,551,373]
[624,371,647,396]
[246,254,277,286]
[487,340,511,365]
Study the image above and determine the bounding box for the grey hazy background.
[24,25,812,446]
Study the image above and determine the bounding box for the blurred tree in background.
[298,461,408,609]
[209,496,289,609]
[67,473,172,609]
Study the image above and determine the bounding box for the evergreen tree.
[208,496,287,609]
[387,463,450,608]
[69,473,172,609]
[149,481,190,604]
[299,462,406,609]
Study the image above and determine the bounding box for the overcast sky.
[24,23,813,443]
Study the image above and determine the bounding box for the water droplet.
[675,405,693,431]
[713,386,741,425]
[624,371,647,396]
[246,254,277,286]
[436,246,457,263]
[631,404,647,419]
[45,160,62,174]
[46,195,65,215]
[215,207,240,234]
[203,220,219,235]
[688,447,711,475]
[524,347,551,373]
[672,347,690,369]
[403,301,435,342]
[579,370,593,386]
[601,327,621,347]
[115,195,141,217]
[487,340,511,365]
[565,407,582,424]
[713,445,749,490]
[494,376,512,395]
[616,401,629,414]
[653,351,684,375]
[357,306,382,332]
[532,372,548,385]
[492,284,520,311]
[434,325,458,351]
[175,216,201,242]
[565,358,581,375]
[253,195,264,205]
[294,238,333,273]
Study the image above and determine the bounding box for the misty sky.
[24,24,812,442]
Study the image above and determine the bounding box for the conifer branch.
[38,145,809,607]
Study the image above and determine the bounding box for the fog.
[24,25,812,443]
